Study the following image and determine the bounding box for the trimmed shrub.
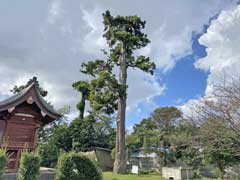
[38,143,60,168]
[55,152,102,180]
[17,152,40,180]
[0,149,7,180]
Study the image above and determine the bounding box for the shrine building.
[0,77,61,170]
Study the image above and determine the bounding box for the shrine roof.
[0,77,61,122]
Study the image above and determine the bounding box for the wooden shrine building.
[0,77,61,170]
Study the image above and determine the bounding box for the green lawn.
[103,172,218,180]
[103,172,163,180]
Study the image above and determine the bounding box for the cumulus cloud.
[0,0,237,122]
[181,5,240,116]
[195,5,240,95]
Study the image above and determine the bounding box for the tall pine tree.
[103,11,155,173]
[74,11,155,173]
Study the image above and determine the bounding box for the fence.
[3,172,55,180]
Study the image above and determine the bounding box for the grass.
[103,172,220,180]
[103,172,164,180]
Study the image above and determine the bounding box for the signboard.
[132,165,139,174]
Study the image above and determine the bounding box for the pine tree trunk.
[79,97,85,119]
[218,162,225,180]
[113,44,127,174]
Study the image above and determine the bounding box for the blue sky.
[126,28,209,128]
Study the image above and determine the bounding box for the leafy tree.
[127,108,182,167]
[171,121,202,173]
[151,106,182,132]
[69,113,115,150]
[126,133,141,151]
[127,118,156,150]
[200,117,240,179]
[191,76,240,178]
[70,116,96,150]
[38,123,72,167]
[150,107,182,166]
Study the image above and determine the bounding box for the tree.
[69,112,115,151]
[127,107,183,168]
[72,81,90,119]
[74,10,155,173]
[127,107,203,173]
[38,123,72,167]
[151,106,182,131]
[171,120,202,173]
[129,118,156,150]
[191,77,240,179]
[104,11,157,173]
[192,77,240,136]
[150,107,182,166]
[200,117,240,179]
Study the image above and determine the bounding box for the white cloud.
[181,5,240,117]
[47,0,64,24]
[179,98,201,119]
[80,7,106,55]
[195,5,240,96]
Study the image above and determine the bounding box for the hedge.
[55,152,102,180]
[0,149,7,180]
[17,152,40,180]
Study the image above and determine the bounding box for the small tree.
[192,76,240,179]
[150,107,182,166]
[18,152,40,180]
[171,121,202,174]
[200,117,240,179]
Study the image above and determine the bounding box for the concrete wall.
[162,167,194,180]
[83,149,113,171]
[95,149,113,171]
[3,172,55,180]
[200,164,240,179]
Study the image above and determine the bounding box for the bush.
[0,149,7,180]
[38,143,60,168]
[17,152,40,180]
[55,152,102,180]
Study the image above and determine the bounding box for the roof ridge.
[26,76,39,88]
